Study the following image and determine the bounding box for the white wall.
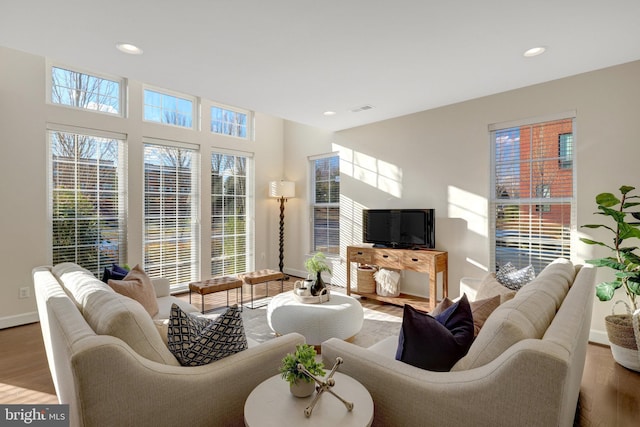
[3,42,639,343]
[0,46,285,328]
[280,122,335,278]
[283,59,640,344]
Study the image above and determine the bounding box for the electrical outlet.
[19,287,30,299]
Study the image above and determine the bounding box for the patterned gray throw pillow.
[495,262,535,290]
[168,303,247,366]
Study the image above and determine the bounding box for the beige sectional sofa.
[33,263,304,427]
[322,259,596,427]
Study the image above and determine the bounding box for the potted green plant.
[580,185,640,371]
[280,344,325,397]
[304,252,332,296]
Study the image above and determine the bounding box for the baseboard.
[284,268,307,279]
[0,311,39,329]
[589,329,609,346]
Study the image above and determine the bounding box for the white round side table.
[266,292,364,346]
[244,372,373,427]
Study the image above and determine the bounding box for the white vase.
[290,379,315,398]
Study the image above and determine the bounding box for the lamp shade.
[269,180,295,198]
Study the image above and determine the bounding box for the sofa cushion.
[511,258,574,312]
[452,259,574,371]
[168,304,248,366]
[431,295,501,337]
[155,295,200,320]
[496,262,535,290]
[469,295,501,336]
[83,289,180,365]
[52,262,114,309]
[108,264,159,318]
[154,319,170,346]
[476,273,517,303]
[451,294,555,371]
[395,295,474,371]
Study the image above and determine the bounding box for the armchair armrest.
[321,337,570,427]
[72,332,305,427]
[151,278,171,297]
[460,276,482,301]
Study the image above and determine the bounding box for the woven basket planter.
[605,314,637,349]
[605,301,640,372]
[356,266,376,294]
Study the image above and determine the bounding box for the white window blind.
[311,155,340,255]
[211,151,254,276]
[491,117,575,273]
[49,128,127,275]
[143,141,200,287]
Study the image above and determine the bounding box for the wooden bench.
[189,276,243,314]
[238,269,285,309]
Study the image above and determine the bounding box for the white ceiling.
[2,1,640,131]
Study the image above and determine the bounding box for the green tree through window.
[50,130,125,275]
[211,152,252,276]
[311,155,340,254]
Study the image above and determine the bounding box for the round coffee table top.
[267,292,364,345]
[244,371,373,427]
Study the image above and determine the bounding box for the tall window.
[143,88,194,129]
[211,152,253,276]
[311,155,340,255]
[50,66,122,115]
[211,105,250,139]
[491,116,575,272]
[49,128,127,275]
[143,141,200,287]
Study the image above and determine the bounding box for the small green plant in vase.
[304,252,332,296]
[280,344,325,397]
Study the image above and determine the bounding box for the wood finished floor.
[2,279,639,426]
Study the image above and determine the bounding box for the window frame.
[142,138,200,290]
[210,102,253,140]
[47,125,128,275]
[210,149,255,277]
[143,85,198,130]
[489,112,576,273]
[47,61,126,117]
[309,153,340,255]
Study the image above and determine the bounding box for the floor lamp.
[269,180,295,274]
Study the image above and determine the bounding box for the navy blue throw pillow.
[101,264,129,283]
[395,294,474,371]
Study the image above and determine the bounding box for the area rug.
[199,289,403,348]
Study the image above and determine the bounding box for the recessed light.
[323,111,336,116]
[116,42,143,55]
[523,46,546,57]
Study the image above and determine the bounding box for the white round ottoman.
[267,292,364,346]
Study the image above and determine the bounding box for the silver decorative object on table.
[296,356,353,417]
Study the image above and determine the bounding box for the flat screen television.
[362,209,435,249]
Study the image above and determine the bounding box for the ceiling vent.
[350,105,374,113]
